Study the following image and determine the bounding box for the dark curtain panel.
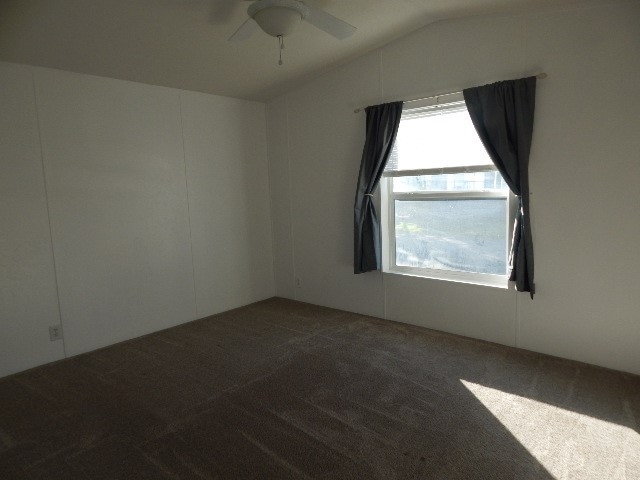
[354,101,403,274]
[463,77,537,297]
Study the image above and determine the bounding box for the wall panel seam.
[285,95,297,301]
[177,92,199,319]
[264,103,279,297]
[30,67,67,357]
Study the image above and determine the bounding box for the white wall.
[181,91,274,316]
[267,1,640,375]
[286,53,386,318]
[0,63,64,375]
[266,97,296,298]
[0,62,274,377]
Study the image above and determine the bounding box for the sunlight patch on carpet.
[460,379,640,479]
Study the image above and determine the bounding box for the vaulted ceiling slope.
[0,0,594,101]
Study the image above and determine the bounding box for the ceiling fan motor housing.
[248,0,310,37]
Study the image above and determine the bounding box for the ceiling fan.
[228,0,357,43]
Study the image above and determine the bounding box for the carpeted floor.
[0,298,638,479]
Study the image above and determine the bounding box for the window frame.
[380,97,515,289]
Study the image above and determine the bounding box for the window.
[381,94,513,287]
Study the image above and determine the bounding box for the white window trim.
[383,165,497,178]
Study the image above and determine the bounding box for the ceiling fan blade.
[228,17,259,42]
[305,6,356,40]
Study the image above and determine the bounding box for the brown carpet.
[0,298,638,479]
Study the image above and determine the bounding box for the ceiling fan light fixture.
[247,0,310,37]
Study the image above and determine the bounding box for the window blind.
[384,98,494,175]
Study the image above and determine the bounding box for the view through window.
[382,95,511,286]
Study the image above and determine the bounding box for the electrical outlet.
[295,277,301,288]
[49,325,63,341]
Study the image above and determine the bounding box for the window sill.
[383,268,509,290]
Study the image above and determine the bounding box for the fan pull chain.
[278,35,284,66]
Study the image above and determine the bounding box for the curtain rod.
[353,73,547,113]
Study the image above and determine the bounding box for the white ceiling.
[0,0,589,101]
